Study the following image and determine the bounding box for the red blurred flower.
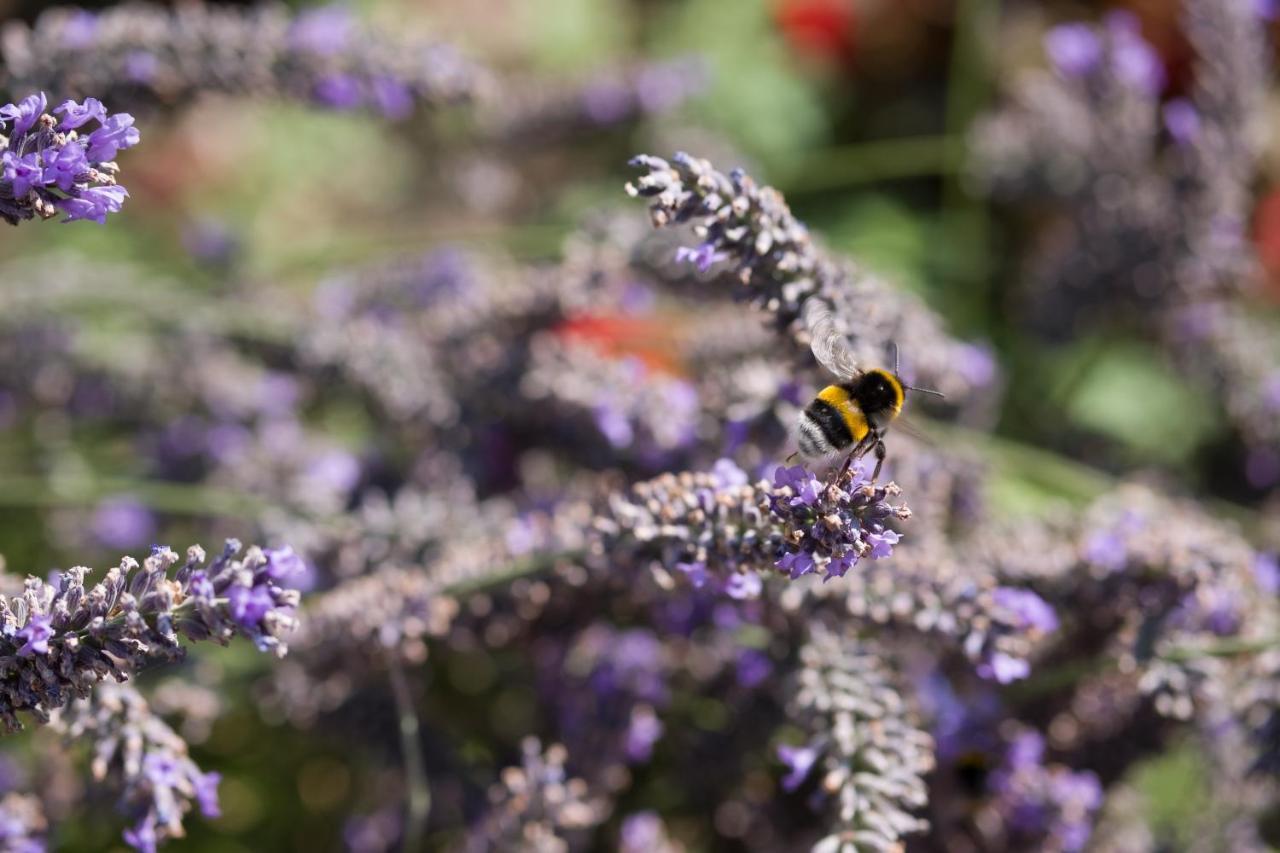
[773,0,858,68]
[1253,187,1280,300]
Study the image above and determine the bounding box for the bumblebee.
[793,298,942,479]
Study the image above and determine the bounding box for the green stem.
[387,657,430,848]
[1160,635,1280,663]
[0,474,267,518]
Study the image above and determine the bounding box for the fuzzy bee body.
[794,298,941,478]
[796,368,904,459]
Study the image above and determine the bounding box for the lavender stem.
[388,657,430,849]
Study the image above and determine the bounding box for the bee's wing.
[802,297,862,380]
[890,414,935,447]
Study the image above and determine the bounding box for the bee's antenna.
[904,384,946,399]
[889,340,900,375]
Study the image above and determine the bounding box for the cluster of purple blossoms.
[0,92,136,225]
[0,4,484,119]
[595,459,909,598]
[0,792,45,853]
[986,731,1104,853]
[0,540,299,731]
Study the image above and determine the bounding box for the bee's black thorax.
[843,369,904,423]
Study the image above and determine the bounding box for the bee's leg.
[838,434,871,478]
[870,437,887,482]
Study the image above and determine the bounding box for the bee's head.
[862,368,905,416]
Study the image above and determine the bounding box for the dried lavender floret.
[0,791,46,853]
[50,683,221,853]
[781,625,934,850]
[594,459,910,598]
[625,152,999,402]
[465,738,610,853]
[0,92,136,225]
[0,541,299,731]
[0,4,484,118]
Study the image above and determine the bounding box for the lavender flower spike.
[787,625,935,850]
[0,92,137,226]
[0,541,299,731]
[625,152,999,403]
[594,459,910,597]
[50,683,222,853]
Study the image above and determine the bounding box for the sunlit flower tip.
[865,529,900,559]
[86,113,140,161]
[194,772,222,818]
[1163,98,1200,144]
[263,546,306,581]
[776,551,816,579]
[674,241,729,273]
[54,97,106,130]
[980,651,1031,684]
[1044,23,1101,78]
[123,816,158,853]
[777,743,819,791]
[991,587,1059,634]
[0,92,47,136]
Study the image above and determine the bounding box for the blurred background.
[0,0,1277,850]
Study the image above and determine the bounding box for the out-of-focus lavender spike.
[978,484,1265,719]
[783,624,933,850]
[0,542,299,731]
[0,4,486,118]
[520,335,701,461]
[0,92,136,226]
[49,683,221,853]
[465,738,610,853]
[624,152,999,403]
[0,791,46,853]
[981,728,1103,852]
[1162,301,1280,486]
[594,459,909,598]
[485,56,708,143]
[788,538,1058,683]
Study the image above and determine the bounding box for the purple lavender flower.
[1045,24,1102,78]
[52,684,225,852]
[0,541,299,730]
[674,242,729,274]
[0,92,138,227]
[85,113,140,161]
[1163,98,1201,143]
[1105,11,1165,95]
[314,74,365,110]
[288,5,357,55]
[0,93,46,136]
[991,587,1060,634]
[14,614,52,657]
[53,97,105,130]
[776,743,819,791]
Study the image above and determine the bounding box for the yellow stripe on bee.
[816,385,869,442]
